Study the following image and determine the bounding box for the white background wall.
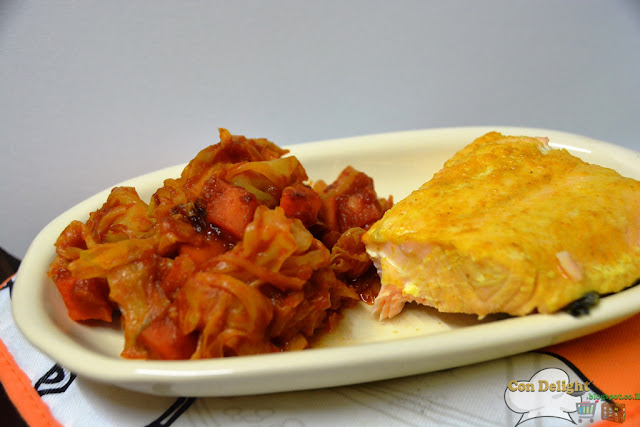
[1,1,639,257]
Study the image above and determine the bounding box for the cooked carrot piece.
[336,190,382,231]
[179,241,227,265]
[280,183,322,227]
[137,313,197,360]
[54,273,113,322]
[318,166,391,232]
[202,177,258,240]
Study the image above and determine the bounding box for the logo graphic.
[504,368,591,425]
[601,403,626,424]
[576,401,597,423]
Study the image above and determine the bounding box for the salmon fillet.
[362,132,640,319]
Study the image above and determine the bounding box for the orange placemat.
[0,275,61,427]
[542,312,640,425]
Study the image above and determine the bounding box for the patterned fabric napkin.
[2,268,639,426]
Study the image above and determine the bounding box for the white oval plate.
[12,127,640,397]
